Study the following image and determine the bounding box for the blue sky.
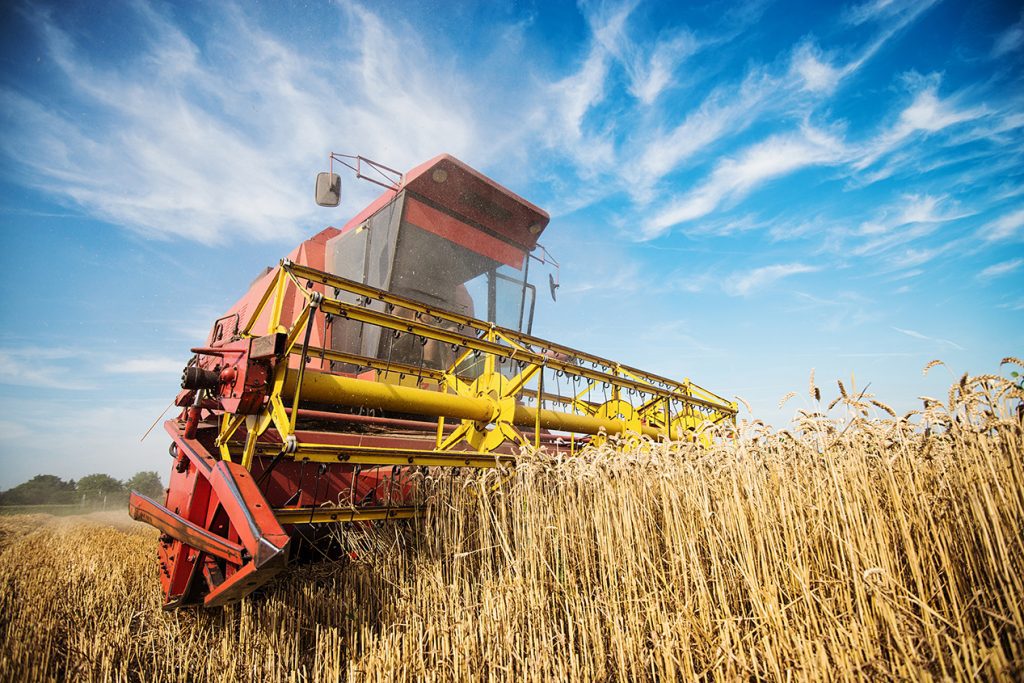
[0,0,1021,487]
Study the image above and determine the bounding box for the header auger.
[129,153,736,608]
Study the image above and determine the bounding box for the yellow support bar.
[241,267,282,337]
[282,369,665,439]
[285,261,734,411]
[216,413,247,461]
[273,505,419,524]
[240,428,259,470]
[289,344,448,382]
[267,267,289,334]
[247,442,517,468]
[317,297,728,411]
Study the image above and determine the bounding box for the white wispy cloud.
[625,3,952,228]
[0,348,95,390]
[645,126,847,237]
[723,263,821,297]
[584,1,700,105]
[765,215,845,242]
[0,346,184,390]
[850,194,974,262]
[682,213,763,238]
[843,0,937,27]
[850,101,1023,191]
[843,0,899,25]
[997,298,1024,311]
[626,31,700,104]
[0,397,174,487]
[3,8,310,244]
[561,261,644,295]
[892,326,964,350]
[980,208,1024,241]
[635,320,721,356]
[977,258,1024,281]
[537,10,625,168]
[887,268,924,281]
[854,76,990,172]
[793,0,937,99]
[627,69,776,202]
[0,0,1014,280]
[836,0,941,87]
[788,290,876,332]
[0,2,502,245]
[885,246,949,270]
[619,3,929,206]
[897,194,952,223]
[541,1,704,177]
[105,357,184,375]
[992,13,1024,57]
[789,41,843,94]
[898,84,987,132]
[626,31,869,205]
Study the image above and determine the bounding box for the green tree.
[125,471,164,500]
[76,473,126,504]
[0,474,77,505]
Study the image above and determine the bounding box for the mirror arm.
[531,244,560,302]
[329,153,403,192]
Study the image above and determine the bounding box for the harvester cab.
[129,152,736,608]
[319,155,548,374]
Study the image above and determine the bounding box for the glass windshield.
[325,197,535,372]
[463,264,533,332]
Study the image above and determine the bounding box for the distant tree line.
[0,472,164,506]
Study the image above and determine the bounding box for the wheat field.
[1,363,1021,682]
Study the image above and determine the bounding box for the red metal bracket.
[135,421,291,608]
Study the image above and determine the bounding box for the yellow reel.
[458,372,524,452]
[590,399,644,449]
[670,413,714,447]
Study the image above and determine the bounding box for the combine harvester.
[129,153,736,608]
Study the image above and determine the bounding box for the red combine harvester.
[129,153,736,608]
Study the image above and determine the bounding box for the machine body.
[129,154,736,608]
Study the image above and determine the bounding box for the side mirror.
[549,273,559,302]
[315,172,341,207]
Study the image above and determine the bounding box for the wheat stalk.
[0,365,1021,682]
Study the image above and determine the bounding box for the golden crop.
[1,364,1021,681]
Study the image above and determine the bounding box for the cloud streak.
[892,327,964,350]
[105,357,184,375]
[0,0,1019,342]
[980,208,1024,242]
[1,0,1011,261]
[0,348,95,390]
[992,12,1024,57]
[852,77,990,172]
[724,263,821,297]
[978,258,1024,281]
[645,127,846,236]
[0,2,504,245]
